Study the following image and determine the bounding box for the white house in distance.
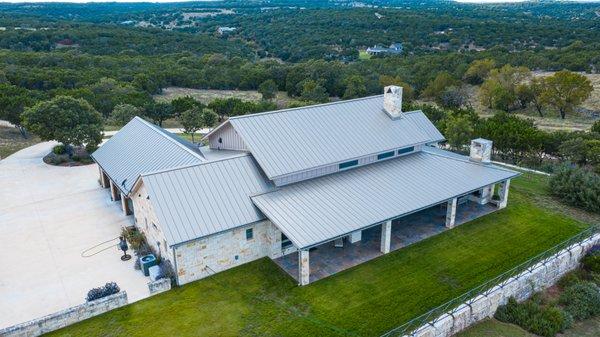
[92,86,518,286]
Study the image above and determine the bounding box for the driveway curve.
[0,142,149,329]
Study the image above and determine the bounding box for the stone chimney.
[383,85,403,119]
[470,138,493,163]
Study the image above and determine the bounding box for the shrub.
[582,252,600,274]
[559,281,600,320]
[549,165,600,214]
[558,270,583,289]
[52,144,66,155]
[157,260,176,284]
[495,297,572,337]
[86,282,120,302]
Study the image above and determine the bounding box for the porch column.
[497,179,511,209]
[121,193,131,216]
[98,167,109,188]
[479,184,494,205]
[380,221,391,254]
[109,180,120,202]
[445,197,457,228]
[299,250,310,286]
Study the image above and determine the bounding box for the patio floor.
[273,200,497,283]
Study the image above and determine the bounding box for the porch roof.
[251,148,519,249]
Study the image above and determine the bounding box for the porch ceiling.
[252,148,518,249]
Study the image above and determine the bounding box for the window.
[281,234,292,249]
[377,151,395,160]
[339,160,359,170]
[397,146,415,155]
[246,228,253,240]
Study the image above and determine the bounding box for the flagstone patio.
[273,200,498,283]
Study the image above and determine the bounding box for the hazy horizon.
[0,0,598,3]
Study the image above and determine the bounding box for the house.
[217,26,237,35]
[92,86,518,286]
[366,43,403,56]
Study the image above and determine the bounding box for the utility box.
[148,265,161,281]
[140,254,157,276]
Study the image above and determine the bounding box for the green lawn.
[49,173,591,337]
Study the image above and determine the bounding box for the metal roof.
[92,117,205,194]
[141,155,275,246]
[251,148,518,249]
[227,96,445,179]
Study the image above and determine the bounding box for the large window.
[339,159,359,170]
[246,228,253,240]
[281,234,292,249]
[377,151,395,160]
[397,146,415,155]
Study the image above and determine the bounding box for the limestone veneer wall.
[148,278,171,295]
[174,220,293,285]
[0,292,128,337]
[131,183,173,261]
[401,233,600,337]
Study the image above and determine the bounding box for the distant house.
[217,26,237,35]
[93,86,518,286]
[366,42,403,56]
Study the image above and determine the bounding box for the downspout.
[172,245,180,286]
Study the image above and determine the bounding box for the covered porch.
[273,197,500,284]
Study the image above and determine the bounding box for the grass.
[49,173,591,337]
[154,87,295,109]
[0,126,40,159]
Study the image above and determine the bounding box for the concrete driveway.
[0,142,149,329]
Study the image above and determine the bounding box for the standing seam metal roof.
[251,148,518,249]
[91,117,205,194]
[228,96,444,179]
[140,154,275,246]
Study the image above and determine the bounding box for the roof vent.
[383,85,403,119]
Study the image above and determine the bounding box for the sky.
[0,0,597,3]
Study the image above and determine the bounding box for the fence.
[381,225,600,337]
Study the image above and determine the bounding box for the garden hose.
[81,236,121,257]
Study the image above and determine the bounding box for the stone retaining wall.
[148,278,171,295]
[404,233,600,337]
[0,291,128,337]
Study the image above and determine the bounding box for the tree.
[21,96,103,151]
[208,98,243,120]
[463,59,495,84]
[343,75,367,99]
[132,73,162,95]
[541,70,593,119]
[479,65,530,112]
[529,77,547,117]
[89,77,149,117]
[258,80,278,100]
[144,101,174,127]
[0,83,34,137]
[299,80,329,103]
[444,114,474,150]
[171,96,203,115]
[422,72,459,100]
[179,107,203,143]
[179,107,218,143]
[110,104,141,126]
[438,85,469,109]
[592,120,600,134]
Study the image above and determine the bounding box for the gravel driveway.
[0,142,149,329]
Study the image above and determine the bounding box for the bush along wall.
[495,245,600,337]
[549,165,600,214]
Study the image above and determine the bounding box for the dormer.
[383,85,404,120]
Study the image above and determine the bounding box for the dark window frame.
[246,228,253,240]
[339,159,359,170]
[397,146,415,155]
[377,151,395,160]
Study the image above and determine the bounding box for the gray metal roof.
[228,96,445,179]
[252,148,518,249]
[92,117,205,194]
[141,155,274,246]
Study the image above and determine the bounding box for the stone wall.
[174,220,293,285]
[131,183,173,262]
[0,291,128,337]
[401,233,600,337]
[148,278,171,295]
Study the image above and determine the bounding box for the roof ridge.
[140,152,252,178]
[133,116,206,161]
[228,95,383,120]
[422,147,519,175]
